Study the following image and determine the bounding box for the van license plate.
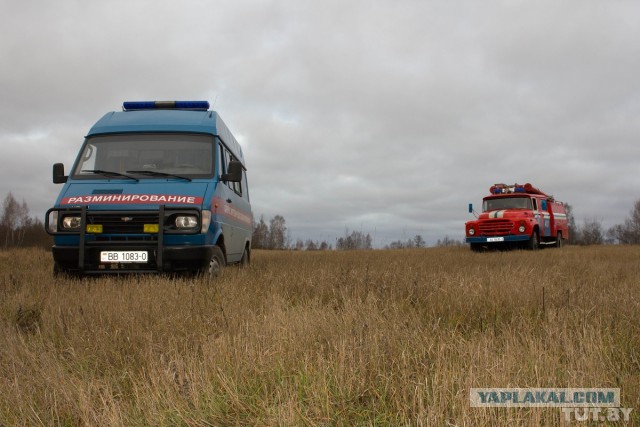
[487,237,504,242]
[100,251,148,263]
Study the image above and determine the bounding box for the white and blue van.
[46,101,252,277]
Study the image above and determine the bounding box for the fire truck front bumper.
[466,235,531,244]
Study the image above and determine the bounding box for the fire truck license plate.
[487,237,504,242]
[100,251,148,263]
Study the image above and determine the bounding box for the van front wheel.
[203,246,226,279]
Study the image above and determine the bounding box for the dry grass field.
[0,246,639,426]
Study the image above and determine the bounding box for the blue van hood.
[57,181,210,209]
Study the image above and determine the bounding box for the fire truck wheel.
[203,246,226,279]
[527,230,540,250]
[470,243,484,252]
[556,232,563,248]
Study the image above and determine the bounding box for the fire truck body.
[465,183,568,251]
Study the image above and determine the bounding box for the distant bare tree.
[268,215,287,250]
[578,218,604,245]
[564,203,578,244]
[436,236,464,247]
[1,193,29,247]
[607,199,640,244]
[251,215,269,249]
[336,230,372,250]
[1,193,20,232]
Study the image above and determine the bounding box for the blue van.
[45,101,252,277]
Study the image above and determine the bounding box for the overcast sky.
[1,0,638,246]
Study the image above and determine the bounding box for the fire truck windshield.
[72,133,214,179]
[483,197,532,212]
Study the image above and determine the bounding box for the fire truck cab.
[465,183,568,251]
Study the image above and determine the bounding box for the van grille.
[478,219,513,235]
[86,212,159,234]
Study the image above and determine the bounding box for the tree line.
[566,200,640,245]
[0,193,51,249]
[3,193,639,251]
[254,199,640,250]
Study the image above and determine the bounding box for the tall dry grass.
[0,246,639,425]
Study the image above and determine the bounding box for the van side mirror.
[53,163,67,184]
[468,203,473,213]
[221,160,243,182]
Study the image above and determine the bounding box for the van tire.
[239,247,250,267]
[53,262,79,278]
[53,262,65,277]
[203,246,226,279]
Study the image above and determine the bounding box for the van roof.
[87,108,245,165]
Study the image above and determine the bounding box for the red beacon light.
[489,183,521,194]
[489,183,550,197]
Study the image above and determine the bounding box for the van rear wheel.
[239,247,250,267]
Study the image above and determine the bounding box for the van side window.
[221,145,242,196]
[217,143,226,178]
[241,170,250,202]
[230,157,242,196]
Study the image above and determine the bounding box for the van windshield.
[72,133,214,179]
[483,197,532,212]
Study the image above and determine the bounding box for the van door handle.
[226,198,232,203]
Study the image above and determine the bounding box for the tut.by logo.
[470,388,634,424]
[561,407,633,423]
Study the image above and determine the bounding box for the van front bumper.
[52,244,215,274]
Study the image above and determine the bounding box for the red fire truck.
[465,183,568,251]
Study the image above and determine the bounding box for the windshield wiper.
[126,170,192,182]
[82,169,139,181]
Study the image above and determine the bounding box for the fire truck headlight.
[468,227,475,236]
[518,225,526,233]
[62,216,81,230]
[175,215,198,229]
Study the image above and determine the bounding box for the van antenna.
[212,95,218,110]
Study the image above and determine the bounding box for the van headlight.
[62,216,81,230]
[175,215,198,229]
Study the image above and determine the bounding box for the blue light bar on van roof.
[122,101,210,111]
